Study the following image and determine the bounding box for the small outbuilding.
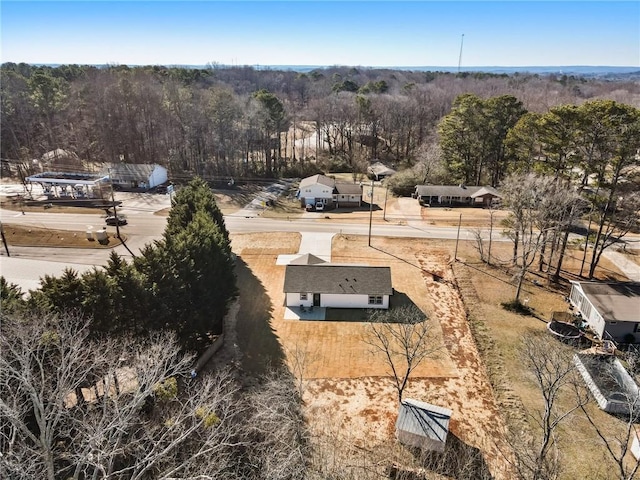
[396,398,452,453]
[368,161,396,181]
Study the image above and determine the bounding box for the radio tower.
[458,34,465,73]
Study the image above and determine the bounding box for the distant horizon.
[1,2,638,68]
[10,63,639,76]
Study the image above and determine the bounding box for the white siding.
[286,292,389,309]
[286,292,313,307]
[148,165,168,188]
[570,283,606,338]
[320,293,389,309]
[302,184,333,200]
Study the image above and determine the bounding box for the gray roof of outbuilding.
[396,398,452,443]
[283,264,393,295]
[576,282,640,322]
[368,161,396,176]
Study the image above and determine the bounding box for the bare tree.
[501,173,582,304]
[506,332,589,480]
[364,305,440,402]
[0,313,244,480]
[243,368,311,480]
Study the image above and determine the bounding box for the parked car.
[305,204,315,212]
[315,202,324,211]
[105,215,127,226]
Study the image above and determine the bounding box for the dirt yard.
[231,232,516,479]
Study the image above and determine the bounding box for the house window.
[300,293,308,301]
[368,295,383,305]
[634,323,640,333]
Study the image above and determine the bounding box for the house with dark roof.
[297,174,362,209]
[396,398,452,453]
[569,281,640,343]
[283,262,392,309]
[414,185,500,207]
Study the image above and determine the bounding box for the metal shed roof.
[283,264,392,295]
[396,398,452,443]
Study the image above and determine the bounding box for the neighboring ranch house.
[105,163,168,190]
[414,185,501,207]
[569,281,640,343]
[297,174,363,209]
[396,398,452,453]
[283,261,392,309]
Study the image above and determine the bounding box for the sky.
[1,1,638,67]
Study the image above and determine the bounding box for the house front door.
[313,293,320,307]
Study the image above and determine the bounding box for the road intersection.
[1,186,638,291]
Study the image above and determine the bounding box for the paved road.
[2,188,639,291]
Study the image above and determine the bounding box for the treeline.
[2,62,638,180]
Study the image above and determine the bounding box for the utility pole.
[488,210,494,265]
[108,167,121,240]
[454,213,462,261]
[368,181,374,247]
[383,184,389,221]
[0,222,10,257]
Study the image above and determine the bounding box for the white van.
[315,202,324,211]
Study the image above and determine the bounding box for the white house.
[297,174,362,209]
[105,163,168,190]
[283,262,392,310]
[569,281,640,343]
[396,398,452,453]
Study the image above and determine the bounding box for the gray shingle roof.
[368,161,396,176]
[577,282,640,322]
[414,185,499,198]
[283,264,392,295]
[299,174,335,189]
[335,183,363,195]
[470,186,501,198]
[396,398,452,443]
[107,163,157,181]
[289,253,326,265]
